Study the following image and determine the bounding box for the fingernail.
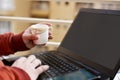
[44,65,49,69]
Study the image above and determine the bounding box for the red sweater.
[0,32,30,80]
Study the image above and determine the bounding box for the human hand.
[12,55,49,80]
[22,23,53,48]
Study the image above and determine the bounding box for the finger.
[46,23,52,27]
[31,59,41,68]
[48,25,53,31]
[48,32,53,39]
[12,57,27,66]
[36,65,49,74]
[15,57,27,63]
[25,55,36,63]
[48,35,53,39]
[48,27,53,39]
[48,26,53,34]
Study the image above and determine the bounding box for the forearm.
[0,32,28,56]
[11,32,29,52]
[0,66,30,80]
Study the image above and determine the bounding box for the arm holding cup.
[0,23,53,80]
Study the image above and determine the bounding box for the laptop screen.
[60,8,120,77]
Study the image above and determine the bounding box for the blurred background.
[0,0,120,55]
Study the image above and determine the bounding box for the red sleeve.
[0,63,30,80]
[0,32,29,56]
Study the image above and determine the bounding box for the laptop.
[2,8,120,80]
[33,8,120,80]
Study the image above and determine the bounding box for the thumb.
[23,34,38,40]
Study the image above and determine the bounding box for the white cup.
[31,24,49,45]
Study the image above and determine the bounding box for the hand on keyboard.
[12,55,49,80]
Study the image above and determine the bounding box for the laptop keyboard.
[35,51,80,80]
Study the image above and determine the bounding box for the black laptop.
[34,8,120,80]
